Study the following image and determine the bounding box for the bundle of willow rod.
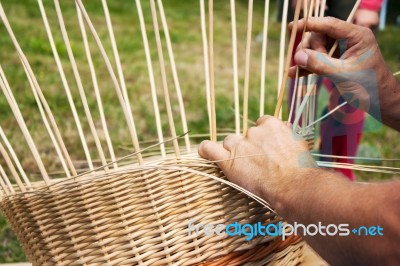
[0,0,382,265]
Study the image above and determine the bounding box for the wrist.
[269,167,355,222]
[377,62,400,128]
[264,167,323,217]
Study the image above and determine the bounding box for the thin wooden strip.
[0,163,13,194]
[306,101,347,129]
[135,0,166,158]
[308,0,315,18]
[0,173,7,196]
[310,82,316,126]
[38,0,93,171]
[276,0,289,119]
[293,75,316,130]
[24,63,72,178]
[295,76,303,124]
[288,68,300,122]
[101,0,138,165]
[306,0,316,128]
[101,0,128,100]
[149,0,180,157]
[314,0,320,18]
[259,0,270,117]
[76,6,117,169]
[0,3,75,180]
[320,0,327,17]
[0,126,31,189]
[75,0,143,164]
[317,162,400,175]
[200,0,212,138]
[0,65,51,183]
[208,0,217,141]
[157,0,191,152]
[54,0,109,172]
[325,162,400,171]
[0,140,25,192]
[274,0,302,117]
[314,153,400,161]
[242,0,253,135]
[230,0,240,134]
[328,0,361,57]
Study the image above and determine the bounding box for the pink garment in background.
[360,0,383,11]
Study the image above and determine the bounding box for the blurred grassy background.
[0,0,399,262]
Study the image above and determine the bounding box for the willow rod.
[76,6,117,169]
[149,0,180,157]
[0,126,31,188]
[277,0,289,119]
[54,0,109,172]
[259,0,270,117]
[0,141,25,192]
[200,0,212,138]
[288,68,300,122]
[230,0,240,134]
[208,0,217,141]
[0,3,73,180]
[320,0,327,17]
[0,65,51,183]
[24,65,71,178]
[135,0,166,158]
[0,164,14,194]
[157,0,191,152]
[242,0,254,135]
[76,0,143,164]
[274,0,303,117]
[38,0,93,171]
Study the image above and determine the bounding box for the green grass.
[0,0,399,262]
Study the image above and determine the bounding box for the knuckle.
[223,134,237,147]
[199,140,211,151]
[269,117,281,125]
[363,27,374,40]
[246,127,257,138]
[223,134,235,142]
[256,115,272,125]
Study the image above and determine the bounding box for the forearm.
[377,66,400,131]
[266,168,400,266]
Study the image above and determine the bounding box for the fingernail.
[294,51,309,68]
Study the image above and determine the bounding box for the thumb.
[198,140,230,166]
[294,49,344,77]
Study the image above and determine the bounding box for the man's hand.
[289,17,400,130]
[198,116,314,206]
[198,119,400,266]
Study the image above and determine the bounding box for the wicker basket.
[0,0,326,264]
[1,156,304,265]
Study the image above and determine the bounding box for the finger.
[296,32,311,51]
[255,115,273,126]
[198,140,230,163]
[288,66,312,78]
[309,32,328,54]
[293,48,344,76]
[289,17,359,40]
[284,121,293,129]
[222,134,243,151]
